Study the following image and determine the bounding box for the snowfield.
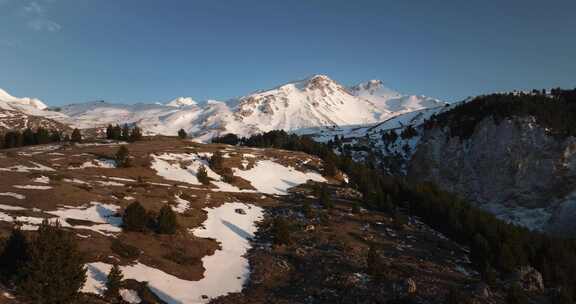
[233,160,326,195]
[83,202,263,304]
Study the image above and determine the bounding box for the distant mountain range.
[0,75,446,140]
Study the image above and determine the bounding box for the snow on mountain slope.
[5,75,446,140]
[166,97,197,107]
[226,75,385,135]
[0,88,48,111]
[350,80,446,115]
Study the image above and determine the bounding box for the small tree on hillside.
[128,126,142,142]
[104,263,123,302]
[16,220,86,304]
[209,151,224,173]
[178,129,187,139]
[197,165,210,185]
[70,128,82,143]
[115,146,131,168]
[121,124,130,141]
[0,227,30,282]
[156,205,178,234]
[123,202,148,232]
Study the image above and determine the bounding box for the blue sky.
[0,0,574,106]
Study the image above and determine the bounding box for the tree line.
[105,124,143,142]
[1,127,84,149]
[425,88,576,139]
[225,129,576,301]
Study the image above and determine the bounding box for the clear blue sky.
[1,0,574,106]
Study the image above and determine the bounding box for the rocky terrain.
[0,136,539,304]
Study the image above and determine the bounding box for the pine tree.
[121,124,130,141]
[23,128,35,146]
[128,126,142,142]
[112,125,122,140]
[156,205,178,234]
[123,202,148,232]
[104,263,123,302]
[178,128,187,139]
[0,227,30,282]
[70,128,82,143]
[209,151,224,173]
[16,220,86,304]
[115,146,131,168]
[197,165,210,185]
[106,124,114,140]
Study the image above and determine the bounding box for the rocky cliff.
[408,115,576,235]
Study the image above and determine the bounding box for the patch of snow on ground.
[0,162,54,172]
[120,289,141,303]
[13,185,52,190]
[33,176,50,184]
[83,202,263,304]
[233,160,325,195]
[0,204,26,211]
[0,192,25,199]
[71,159,116,169]
[173,194,191,213]
[46,202,122,235]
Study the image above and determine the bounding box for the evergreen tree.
[121,124,130,141]
[16,220,86,304]
[123,202,148,232]
[104,263,123,302]
[23,128,35,146]
[49,130,62,143]
[0,227,30,282]
[178,128,187,139]
[35,128,50,145]
[70,128,82,143]
[209,151,224,173]
[115,146,131,168]
[106,124,114,140]
[197,165,210,185]
[112,125,122,140]
[128,126,142,142]
[156,205,178,234]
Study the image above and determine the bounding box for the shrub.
[110,239,141,260]
[156,205,178,234]
[104,263,123,301]
[16,220,86,304]
[0,227,30,282]
[70,128,82,143]
[178,129,187,139]
[115,146,131,168]
[123,202,148,232]
[197,165,210,185]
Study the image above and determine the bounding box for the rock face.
[408,116,576,235]
[513,266,544,292]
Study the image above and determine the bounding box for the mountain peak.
[166,97,198,107]
[0,88,48,110]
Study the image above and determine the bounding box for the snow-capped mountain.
[166,97,198,107]
[226,75,385,134]
[0,88,48,112]
[350,80,446,115]
[1,75,446,140]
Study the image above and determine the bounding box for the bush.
[70,128,82,143]
[16,220,86,304]
[178,129,187,139]
[156,205,178,234]
[104,263,123,301]
[111,239,141,260]
[115,146,131,168]
[197,165,210,185]
[0,227,30,282]
[123,202,148,232]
